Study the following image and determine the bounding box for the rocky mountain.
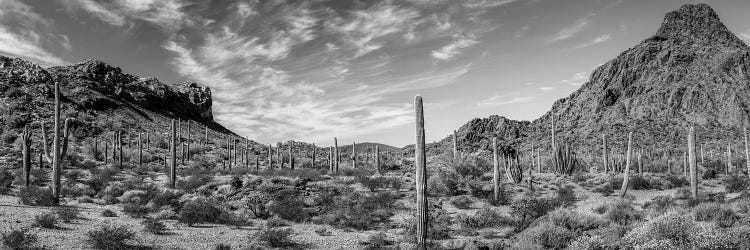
[428,3,750,156]
[0,56,236,141]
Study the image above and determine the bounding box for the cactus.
[553,142,579,175]
[186,121,191,160]
[41,81,78,204]
[505,155,523,184]
[104,136,108,164]
[683,152,688,176]
[289,141,295,170]
[268,144,272,169]
[21,125,32,187]
[138,133,143,168]
[551,113,556,168]
[334,137,339,174]
[352,141,356,168]
[414,94,428,249]
[329,146,334,173]
[233,138,238,167]
[727,142,732,175]
[312,143,317,169]
[375,145,380,174]
[602,134,608,173]
[170,119,177,188]
[94,137,98,160]
[688,127,698,198]
[112,131,117,163]
[118,131,123,168]
[453,130,458,159]
[638,149,643,175]
[492,138,500,200]
[146,132,150,150]
[620,132,633,198]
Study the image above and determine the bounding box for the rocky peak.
[654,3,745,48]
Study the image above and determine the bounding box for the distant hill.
[422,3,750,157]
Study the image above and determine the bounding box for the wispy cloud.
[60,0,207,32]
[539,86,556,91]
[548,14,594,43]
[571,34,611,49]
[0,0,68,65]
[560,71,589,86]
[477,92,533,107]
[740,29,750,43]
[431,35,479,61]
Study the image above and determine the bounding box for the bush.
[622,212,696,249]
[101,209,117,217]
[141,218,167,234]
[555,185,576,207]
[510,196,559,231]
[122,203,149,218]
[18,186,56,206]
[33,212,58,229]
[251,227,298,248]
[543,209,606,233]
[694,203,739,228]
[85,224,135,250]
[724,175,749,193]
[1,228,38,250]
[266,217,288,228]
[629,175,652,190]
[214,243,232,250]
[456,207,513,229]
[178,198,222,226]
[266,195,307,222]
[314,227,332,236]
[449,196,474,209]
[55,206,80,222]
[513,223,575,250]
[401,206,451,241]
[0,168,13,194]
[642,195,675,214]
[357,176,388,192]
[426,170,461,196]
[605,200,641,225]
[359,232,391,250]
[702,160,724,179]
[177,174,214,193]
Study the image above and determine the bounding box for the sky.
[2,0,750,147]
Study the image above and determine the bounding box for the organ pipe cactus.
[414,94,428,249]
[170,120,177,188]
[688,127,698,198]
[21,125,32,187]
[620,132,633,198]
[553,142,579,175]
[505,155,523,184]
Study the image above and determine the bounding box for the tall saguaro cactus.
[289,141,295,170]
[312,143,317,169]
[118,131,123,168]
[492,137,500,201]
[728,142,732,175]
[602,134,608,173]
[112,131,117,163]
[352,141,356,168]
[268,144,272,170]
[375,145,380,174]
[453,130,458,159]
[334,137,339,174]
[21,125,32,187]
[170,120,177,188]
[688,127,698,198]
[138,133,143,167]
[620,132,633,198]
[414,94,428,249]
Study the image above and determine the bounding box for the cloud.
[60,0,206,32]
[548,15,594,43]
[740,30,750,43]
[539,86,556,91]
[571,34,611,49]
[560,71,589,86]
[431,35,479,61]
[0,0,68,66]
[477,92,532,107]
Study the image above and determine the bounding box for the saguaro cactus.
[21,125,32,187]
[453,130,458,159]
[112,131,117,163]
[138,133,143,167]
[267,144,272,169]
[186,121,191,160]
[492,138,500,201]
[728,142,732,175]
[375,145,380,174]
[334,137,339,174]
[104,136,108,164]
[118,131,123,168]
[170,120,177,188]
[602,134,608,173]
[352,141,356,168]
[506,155,523,183]
[289,141,295,170]
[688,127,698,198]
[414,94,428,249]
[620,132,633,198]
[312,143,317,169]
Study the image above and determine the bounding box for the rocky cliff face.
[0,56,232,135]
[432,3,750,155]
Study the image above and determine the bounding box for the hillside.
[427,3,750,157]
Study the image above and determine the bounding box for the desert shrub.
[317,191,395,230]
[622,212,697,249]
[513,223,575,250]
[702,160,724,179]
[266,217,288,228]
[629,175,652,190]
[55,206,80,222]
[663,175,689,189]
[605,200,641,225]
[0,130,17,145]
[122,203,149,218]
[340,167,373,177]
[555,185,576,207]
[568,223,630,250]
[266,195,307,222]
[510,196,559,231]
[178,198,223,226]
[450,196,474,209]
[486,183,511,206]
[18,186,56,206]
[357,176,394,192]
[642,195,676,214]
[673,187,691,200]
[101,209,117,217]
[694,203,739,228]
[1,228,38,250]
[314,227,332,236]
[542,209,606,233]
[33,212,58,229]
[593,177,618,196]
[12,168,46,187]
[87,167,120,194]
[214,243,232,250]
[426,170,461,196]
[250,227,298,248]
[0,168,13,194]
[724,175,749,193]
[141,218,167,234]
[455,156,491,179]
[85,224,135,250]
[177,174,214,193]
[401,205,452,241]
[148,189,183,210]
[456,207,513,229]
[359,232,392,250]
[687,191,726,207]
